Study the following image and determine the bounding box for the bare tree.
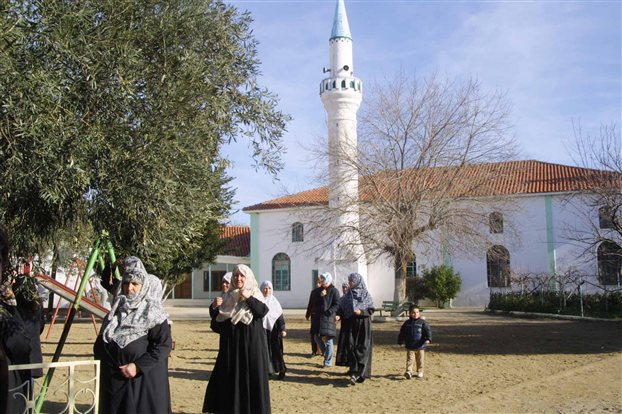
[563,121,622,285]
[307,72,519,302]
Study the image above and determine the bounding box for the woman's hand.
[119,362,139,379]
[211,296,223,309]
[240,288,252,299]
[336,315,341,322]
[354,309,362,316]
[281,331,287,338]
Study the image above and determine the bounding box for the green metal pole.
[35,237,102,413]
[106,238,121,281]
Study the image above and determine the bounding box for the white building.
[240,0,621,308]
[244,159,622,308]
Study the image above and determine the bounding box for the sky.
[222,0,621,225]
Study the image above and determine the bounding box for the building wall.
[249,192,603,308]
[191,255,250,300]
[251,209,324,308]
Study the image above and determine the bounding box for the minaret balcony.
[319,76,363,95]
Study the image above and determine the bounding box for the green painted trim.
[250,213,260,273]
[441,236,451,267]
[545,195,556,275]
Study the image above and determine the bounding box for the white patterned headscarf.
[339,272,374,319]
[260,280,283,331]
[102,256,168,348]
[229,264,264,325]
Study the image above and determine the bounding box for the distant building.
[244,160,621,308]
[178,225,250,299]
[185,0,620,308]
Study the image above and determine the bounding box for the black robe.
[338,309,373,381]
[15,303,44,378]
[94,321,172,414]
[1,305,31,414]
[203,296,271,414]
[335,316,350,369]
[266,315,286,376]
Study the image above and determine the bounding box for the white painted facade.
[247,192,607,308]
[241,0,619,309]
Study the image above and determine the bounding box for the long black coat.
[94,321,173,414]
[266,315,286,375]
[337,308,374,380]
[309,286,340,338]
[203,296,271,414]
[1,305,32,414]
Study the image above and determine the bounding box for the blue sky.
[223,0,621,225]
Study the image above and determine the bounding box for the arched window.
[487,245,510,287]
[292,222,304,242]
[489,212,504,234]
[341,79,346,88]
[272,253,291,290]
[597,241,621,286]
[599,206,614,229]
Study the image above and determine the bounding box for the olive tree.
[0,0,289,278]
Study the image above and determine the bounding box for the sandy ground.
[40,310,622,414]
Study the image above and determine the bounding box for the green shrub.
[406,276,426,305]
[421,265,461,308]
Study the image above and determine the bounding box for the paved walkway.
[163,303,486,321]
[164,305,309,320]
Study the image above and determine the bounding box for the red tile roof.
[243,160,620,212]
[219,226,250,257]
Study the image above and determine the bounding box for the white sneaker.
[404,372,412,379]
[415,372,424,379]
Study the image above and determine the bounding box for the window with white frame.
[292,222,304,242]
[272,253,291,290]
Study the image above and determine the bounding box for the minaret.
[319,0,367,283]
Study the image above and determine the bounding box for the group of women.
[1,223,375,414]
[201,266,375,413]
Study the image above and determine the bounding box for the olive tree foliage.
[0,0,289,280]
[307,72,518,302]
[562,121,622,268]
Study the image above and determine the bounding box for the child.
[397,305,432,379]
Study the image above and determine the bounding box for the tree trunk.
[393,253,407,316]
[46,247,60,321]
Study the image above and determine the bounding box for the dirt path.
[41,310,622,413]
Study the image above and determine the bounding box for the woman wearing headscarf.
[0,228,31,414]
[335,282,350,370]
[205,272,234,390]
[202,264,271,414]
[209,272,232,330]
[337,272,375,385]
[94,256,172,414]
[260,280,287,380]
[309,272,340,368]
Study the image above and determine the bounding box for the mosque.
[186,0,620,309]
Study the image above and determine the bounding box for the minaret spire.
[330,0,352,40]
[319,0,367,284]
